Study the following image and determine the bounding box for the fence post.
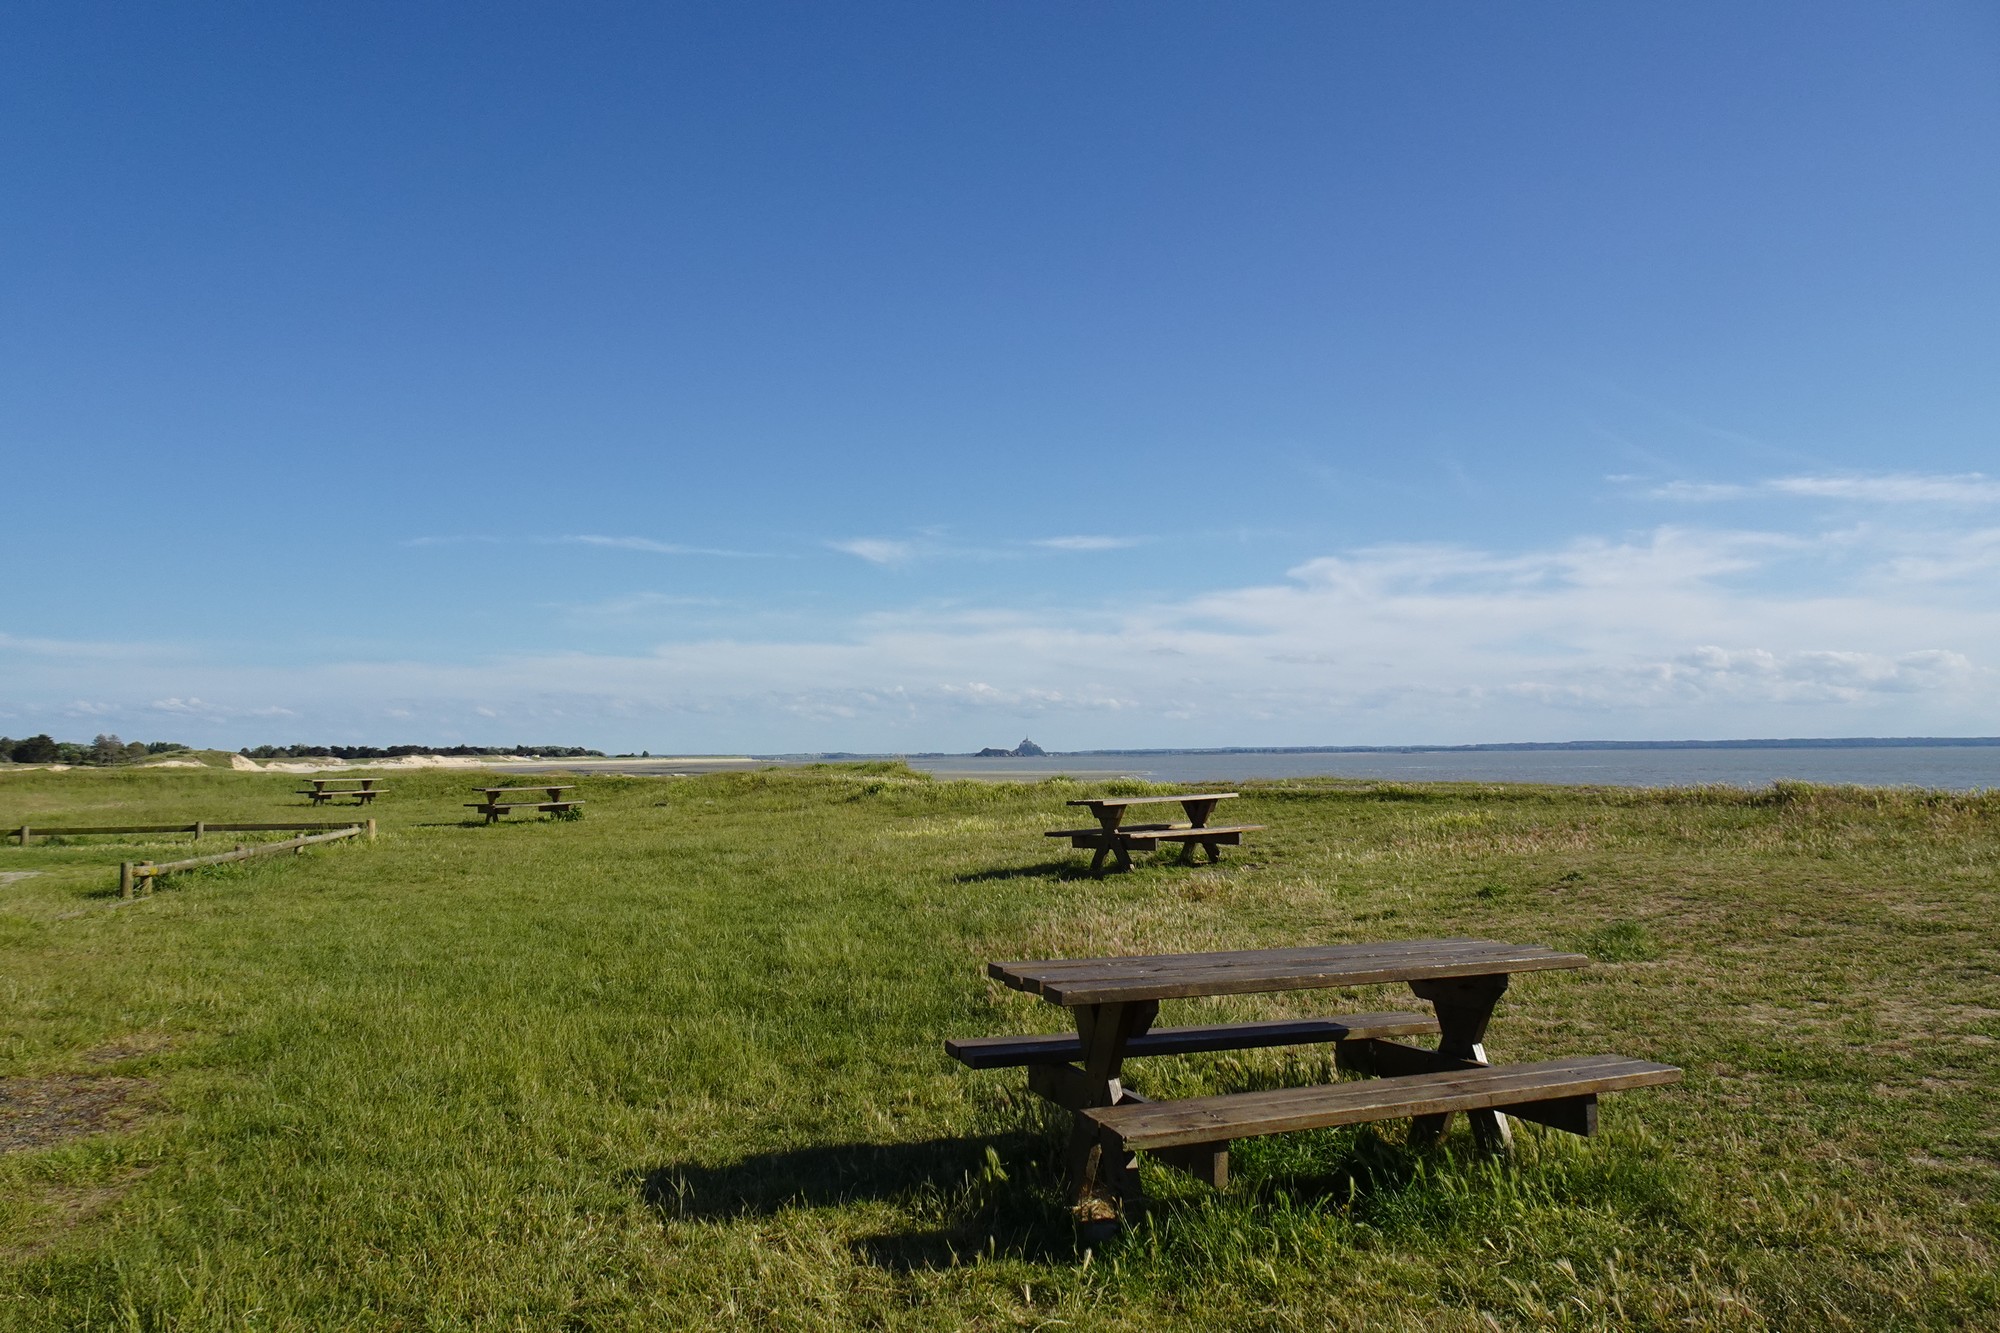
[193,820,205,841]
[119,862,133,899]
[365,818,376,842]
[16,826,28,846]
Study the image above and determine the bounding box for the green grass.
[1,764,1995,1329]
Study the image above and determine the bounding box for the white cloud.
[558,535,764,558]
[0,631,182,660]
[558,592,726,616]
[1031,535,1147,552]
[828,538,915,566]
[1648,481,1751,502]
[1651,472,2000,505]
[1769,473,2000,504]
[7,522,1997,749]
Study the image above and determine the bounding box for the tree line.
[238,744,604,759]
[1,737,606,765]
[0,734,189,765]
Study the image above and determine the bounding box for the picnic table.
[297,776,385,806]
[1046,792,1265,874]
[465,785,584,824]
[948,938,1680,1218]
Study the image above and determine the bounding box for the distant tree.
[11,734,60,764]
[88,733,126,766]
[0,737,13,762]
[143,741,189,754]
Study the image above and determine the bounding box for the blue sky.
[5,2,1998,752]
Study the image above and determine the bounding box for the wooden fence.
[118,822,374,898]
[14,821,363,845]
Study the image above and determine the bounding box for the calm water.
[902,746,2000,790]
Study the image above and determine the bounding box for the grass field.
[1,763,1995,1330]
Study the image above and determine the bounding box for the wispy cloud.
[828,538,915,566]
[1769,473,2000,503]
[147,697,297,719]
[1030,535,1148,552]
[9,521,1997,749]
[558,592,727,616]
[1650,472,2000,505]
[557,535,766,558]
[0,631,186,661]
[401,535,503,547]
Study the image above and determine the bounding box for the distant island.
[973,737,1047,758]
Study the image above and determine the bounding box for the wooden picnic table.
[950,938,1679,1218]
[465,785,584,824]
[1047,792,1265,874]
[297,776,385,806]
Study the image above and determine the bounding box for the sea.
[897,745,2000,791]
[506,743,2000,791]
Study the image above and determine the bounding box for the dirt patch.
[1,1171,150,1261]
[0,1076,150,1153]
[80,1032,177,1065]
[0,871,40,887]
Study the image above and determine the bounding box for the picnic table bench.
[948,938,1679,1219]
[297,777,385,806]
[465,785,584,824]
[1046,792,1265,874]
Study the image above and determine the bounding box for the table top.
[990,938,1590,1006]
[1066,792,1237,810]
[476,784,576,794]
[310,777,379,785]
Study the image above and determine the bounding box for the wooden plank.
[992,941,1590,1005]
[1044,824,1179,838]
[122,825,366,892]
[993,937,1502,981]
[998,939,1580,983]
[1037,953,1587,1005]
[15,821,365,840]
[946,1012,1442,1069]
[1068,793,1238,809]
[1087,1055,1681,1150]
[1115,826,1262,843]
[1153,1142,1229,1189]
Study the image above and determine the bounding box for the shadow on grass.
[634,1132,1039,1220]
[953,861,1094,883]
[632,1131,1080,1269]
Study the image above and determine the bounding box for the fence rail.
[120,823,373,898]
[14,821,365,845]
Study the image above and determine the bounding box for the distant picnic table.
[466,785,583,824]
[297,777,385,806]
[948,938,1680,1219]
[1046,792,1264,874]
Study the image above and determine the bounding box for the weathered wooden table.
[951,938,1680,1217]
[465,785,583,824]
[1046,792,1266,874]
[298,777,384,806]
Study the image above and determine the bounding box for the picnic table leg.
[1181,798,1218,828]
[1406,973,1514,1154]
[1060,999,1158,1214]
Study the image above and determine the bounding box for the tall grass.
[0,764,1994,1328]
